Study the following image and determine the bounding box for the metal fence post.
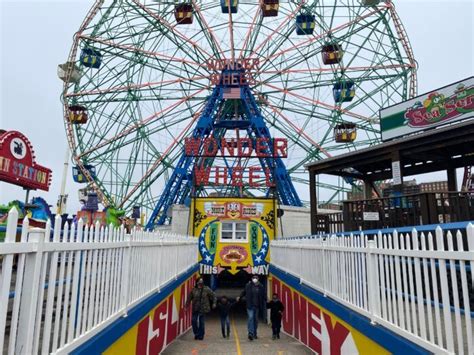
[174,234,179,280]
[367,238,380,324]
[322,239,327,296]
[15,228,45,355]
[121,229,132,317]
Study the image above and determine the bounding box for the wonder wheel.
[60,0,416,225]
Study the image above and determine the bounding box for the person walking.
[186,277,217,340]
[237,275,265,341]
[217,295,235,338]
[267,293,284,340]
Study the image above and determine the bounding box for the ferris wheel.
[59,0,416,226]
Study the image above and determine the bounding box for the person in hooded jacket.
[237,275,265,341]
[186,277,216,340]
[216,295,235,338]
[267,293,284,339]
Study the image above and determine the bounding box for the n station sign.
[0,130,52,191]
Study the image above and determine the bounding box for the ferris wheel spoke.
[118,105,205,207]
[191,0,226,60]
[77,86,208,159]
[260,109,315,154]
[258,63,412,77]
[251,6,312,75]
[64,73,211,98]
[237,8,261,60]
[248,0,305,60]
[84,116,193,164]
[76,91,200,151]
[260,81,373,123]
[260,99,331,158]
[256,7,381,75]
[123,150,182,210]
[343,76,405,126]
[261,14,388,78]
[82,97,206,162]
[256,23,392,90]
[79,35,209,75]
[130,0,216,63]
[227,4,236,62]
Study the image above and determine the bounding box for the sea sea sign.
[0,130,52,191]
[380,76,474,141]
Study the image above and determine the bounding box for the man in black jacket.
[237,275,265,341]
[186,277,217,340]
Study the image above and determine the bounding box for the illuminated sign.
[207,59,260,86]
[186,137,287,188]
[185,137,287,158]
[380,77,474,141]
[0,130,52,191]
[191,198,275,275]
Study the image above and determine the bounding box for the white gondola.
[57,62,82,83]
[361,0,381,6]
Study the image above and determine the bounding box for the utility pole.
[56,147,70,215]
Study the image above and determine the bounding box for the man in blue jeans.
[237,275,265,341]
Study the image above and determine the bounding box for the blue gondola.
[80,48,102,69]
[295,14,315,35]
[132,206,141,219]
[333,81,356,103]
[221,0,238,14]
[72,164,97,183]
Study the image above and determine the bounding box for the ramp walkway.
[162,313,311,355]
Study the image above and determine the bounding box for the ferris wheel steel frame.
[60,0,417,225]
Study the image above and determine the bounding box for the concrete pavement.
[162,312,312,355]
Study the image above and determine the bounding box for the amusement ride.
[58,0,418,229]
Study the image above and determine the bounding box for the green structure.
[60,0,416,218]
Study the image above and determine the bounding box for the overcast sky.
[1,0,473,215]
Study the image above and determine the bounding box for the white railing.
[0,208,197,355]
[272,225,474,355]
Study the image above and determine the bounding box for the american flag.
[223,87,241,99]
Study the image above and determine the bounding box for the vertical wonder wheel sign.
[190,197,276,275]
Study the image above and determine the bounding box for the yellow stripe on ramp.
[231,316,242,355]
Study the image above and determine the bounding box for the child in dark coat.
[217,296,235,338]
[267,293,284,339]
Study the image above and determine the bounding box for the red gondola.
[322,43,343,65]
[174,3,193,25]
[68,105,88,124]
[261,0,279,17]
[334,123,357,143]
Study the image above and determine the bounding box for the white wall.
[170,204,192,235]
[276,205,311,238]
[169,203,325,238]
